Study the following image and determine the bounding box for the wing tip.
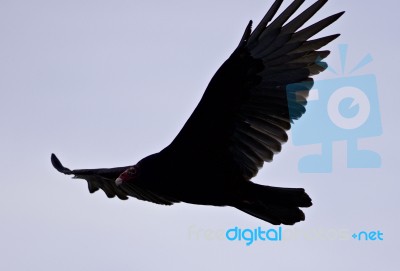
[237,20,253,49]
[51,153,72,174]
[330,10,346,22]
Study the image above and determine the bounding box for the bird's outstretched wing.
[51,154,178,205]
[167,0,344,179]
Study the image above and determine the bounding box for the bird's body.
[52,0,344,225]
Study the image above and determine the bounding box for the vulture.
[52,0,344,225]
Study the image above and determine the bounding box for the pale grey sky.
[1,0,399,270]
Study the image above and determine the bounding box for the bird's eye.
[127,167,136,175]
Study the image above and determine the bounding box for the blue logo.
[225,226,282,246]
[287,44,382,172]
[352,230,384,241]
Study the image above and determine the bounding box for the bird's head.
[115,166,138,186]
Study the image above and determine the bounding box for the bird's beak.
[115,177,123,186]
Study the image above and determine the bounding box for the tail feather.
[252,184,313,208]
[236,203,305,225]
[234,183,312,225]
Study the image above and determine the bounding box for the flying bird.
[52,0,344,225]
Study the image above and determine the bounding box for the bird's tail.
[234,183,312,225]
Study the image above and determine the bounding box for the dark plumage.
[52,0,344,225]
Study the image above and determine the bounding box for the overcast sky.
[1,0,399,270]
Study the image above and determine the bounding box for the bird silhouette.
[52,0,344,225]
